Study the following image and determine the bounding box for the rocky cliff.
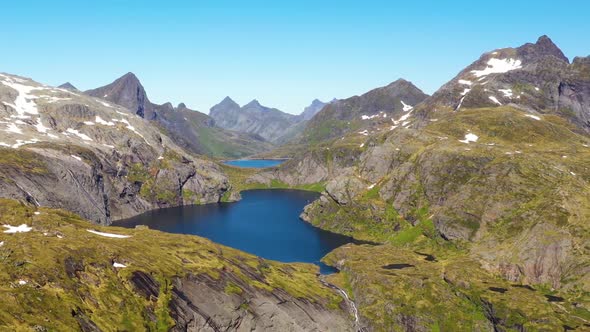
[0,73,229,224]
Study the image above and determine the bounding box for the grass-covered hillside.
[0,199,353,331]
[255,105,590,330]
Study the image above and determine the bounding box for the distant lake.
[114,189,355,273]
[223,159,286,168]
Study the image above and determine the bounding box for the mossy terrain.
[0,147,48,176]
[323,243,589,331]
[0,199,346,330]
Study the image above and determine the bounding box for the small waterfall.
[320,276,361,331]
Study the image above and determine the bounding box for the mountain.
[0,72,228,224]
[300,79,429,143]
[209,97,300,143]
[241,36,590,330]
[57,82,78,91]
[298,98,328,121]
[85,73,273,158]
[422,35,590,132]
[156,102,273,158]
[85,72,152,118]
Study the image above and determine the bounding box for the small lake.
[115,190,355,273]
[223,159,286,168]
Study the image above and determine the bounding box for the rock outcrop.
[0,73,229,224]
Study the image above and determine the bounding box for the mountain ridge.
[84,73,273,157]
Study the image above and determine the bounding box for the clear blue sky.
[2,1,589,114]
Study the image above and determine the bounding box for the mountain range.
[0,35,589,331]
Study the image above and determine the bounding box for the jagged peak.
[220,96,237,104]
[115,72,141,84]
[244,99,262,108]
[389,78,411,85]
[216,96,240,108]
[177,102,187,109]
[516,35,569,63]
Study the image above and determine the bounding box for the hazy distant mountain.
[298,99,328,121]
[85,73,273,157]
[57,82,78,91]
[209,97,300,143]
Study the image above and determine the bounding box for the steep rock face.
[86,72,151,118]
[0,73,229,224]
[85,74,272,158]
[300,79,429,143]
[210,97,299,143]
[423,35,590,132]
[0,200,354,331]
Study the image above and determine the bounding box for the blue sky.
[2,1,589,114]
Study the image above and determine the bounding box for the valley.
[0,33,589,331]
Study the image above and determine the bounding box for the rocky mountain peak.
[58,82,78,91]
[161,102,174,112]
[177,102,187,110]
[119,72,141,84]
[516,35,569,64]
[216,96,240,108]
[299,98,328,121]
[244,99,262,109]
[85,72,150,118]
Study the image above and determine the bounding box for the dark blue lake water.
[114,190,354,273]
[223,159,286,168]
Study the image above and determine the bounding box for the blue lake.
[114,189,355,273]
[223,159,286,168]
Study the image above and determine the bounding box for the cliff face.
[0,73,229,224]
[0,199,354,331]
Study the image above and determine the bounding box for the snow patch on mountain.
[401,100,413,112]
[66,128,93,141]
[471,58,522,78]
